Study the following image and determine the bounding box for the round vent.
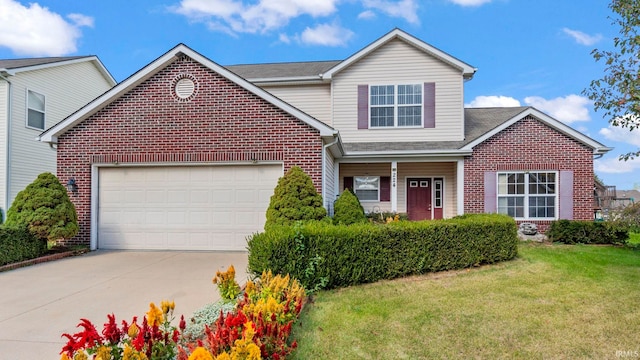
[171,73,198,102]
[175,78,195,99]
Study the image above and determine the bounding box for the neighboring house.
[38,29,611,251]
[0,57,115,213]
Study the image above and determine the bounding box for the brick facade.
[464,116,595,232]
[57,56,323,245]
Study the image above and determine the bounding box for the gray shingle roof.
[225,60,341,79]
[343,107,530,153]
[0,56,89,70]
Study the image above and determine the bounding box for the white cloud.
[299,23,354,46]
[599,119,640,147]
[358,10,376,20]
[523,94,591,123]
[362,0,419,24]
[172,0,339,34]
[0,0,93,56]
[562,28,603,46]
[278,33,291,44]
[466,95,521,108]
[595,157,640,174]
[448,0,493,6]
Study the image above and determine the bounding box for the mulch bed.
[0,247,89,272]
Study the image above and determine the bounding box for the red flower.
[102,313,122,344]
[179,315,186,331]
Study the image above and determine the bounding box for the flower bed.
[60,266,305,360]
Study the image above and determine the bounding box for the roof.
[0,56,116,85]
[226,60,340,81]
[224,28,476,83]
[343,107,611,156]
[38,44,337,144]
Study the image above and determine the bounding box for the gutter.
[0,70,12,213]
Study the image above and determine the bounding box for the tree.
[265,166,326,228]
[5,172,79,242]
[333,189,367,225]
[584,0,640,160]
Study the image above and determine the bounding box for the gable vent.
[171,73,198,102]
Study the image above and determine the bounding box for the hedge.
[0,226,47,266]
[247,214,518,290]
[547,220,629,245]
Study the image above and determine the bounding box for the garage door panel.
[98,165,281,250]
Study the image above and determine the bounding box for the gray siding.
[260,84,332,126]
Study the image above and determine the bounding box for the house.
[0,57,116,213]
[38,29,611,251]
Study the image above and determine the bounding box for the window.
[497,172,557,219]
[27,90,45,130]
[354,176,379,201]
[434,180,443,208]
[370,84,422,127]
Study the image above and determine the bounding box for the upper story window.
[497,171,557,219]
[370,84,422,127]
[27,90,46,130]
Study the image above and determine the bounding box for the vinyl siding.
[332,39,464,143]
[0,81,7,212]
[339,161,457,217]
[260,84,332,125]
[8,61,113,206]
[324,146,336,214]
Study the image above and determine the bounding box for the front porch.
[335,161,462,220]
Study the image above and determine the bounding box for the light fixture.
[66,178,78,194]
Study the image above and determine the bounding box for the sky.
[1,0,639,190]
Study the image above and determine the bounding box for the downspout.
[322,134,340,216]
[0,72,12,214]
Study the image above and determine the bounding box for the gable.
[38,44,336,144]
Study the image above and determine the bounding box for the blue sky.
[1,0,639,190]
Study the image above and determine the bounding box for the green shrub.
[248,214,518,290]
[265,166,326,228]
[333,189,367,225]
[5,172,79,242]
[547,220,629,245]
[0,226,47,266]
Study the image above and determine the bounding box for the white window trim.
[369,84,423,128]
[354,175,380,202]
[26,88,46,131]
[434,179,444,209]
[496,171,559,220]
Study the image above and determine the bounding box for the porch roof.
[343,107,529,154]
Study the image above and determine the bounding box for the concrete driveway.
[0,250,249,359]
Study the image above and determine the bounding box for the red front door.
[407,178,432,220]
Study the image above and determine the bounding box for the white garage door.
[98,165,282,250]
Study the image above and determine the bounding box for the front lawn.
[291,243,640,359]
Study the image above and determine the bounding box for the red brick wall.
[57,56,323,245]
[464,116,595,232]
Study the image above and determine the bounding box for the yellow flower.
[128,322,139,338]
[146,302,164,327]
[73,352,88,360]
[95,345,111,360]
[243,321,255,341]
[230,338,261,360]
[161,300,175,314]
[215,353,231,360]
[60,354,72,360]
[123,344,149,360]
[189,347,214,360]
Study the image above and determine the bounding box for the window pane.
[355,189,378,201]
[397,84,422,105]
[371,107,394,127]
[28,91,45,111]
[371,85,394,106]
[28,109,45,129]
[398,106,421,126]
[355,176,379,190]
[498,196,524,218]
[529,196,555,218]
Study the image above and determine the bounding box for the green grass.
[291,243,640,359]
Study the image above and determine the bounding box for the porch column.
[457,159,464,215]
[391,161,398,212]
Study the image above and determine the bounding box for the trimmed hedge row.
[547,220,629,245]
[247,214,518,290]
[0,226,47,266]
